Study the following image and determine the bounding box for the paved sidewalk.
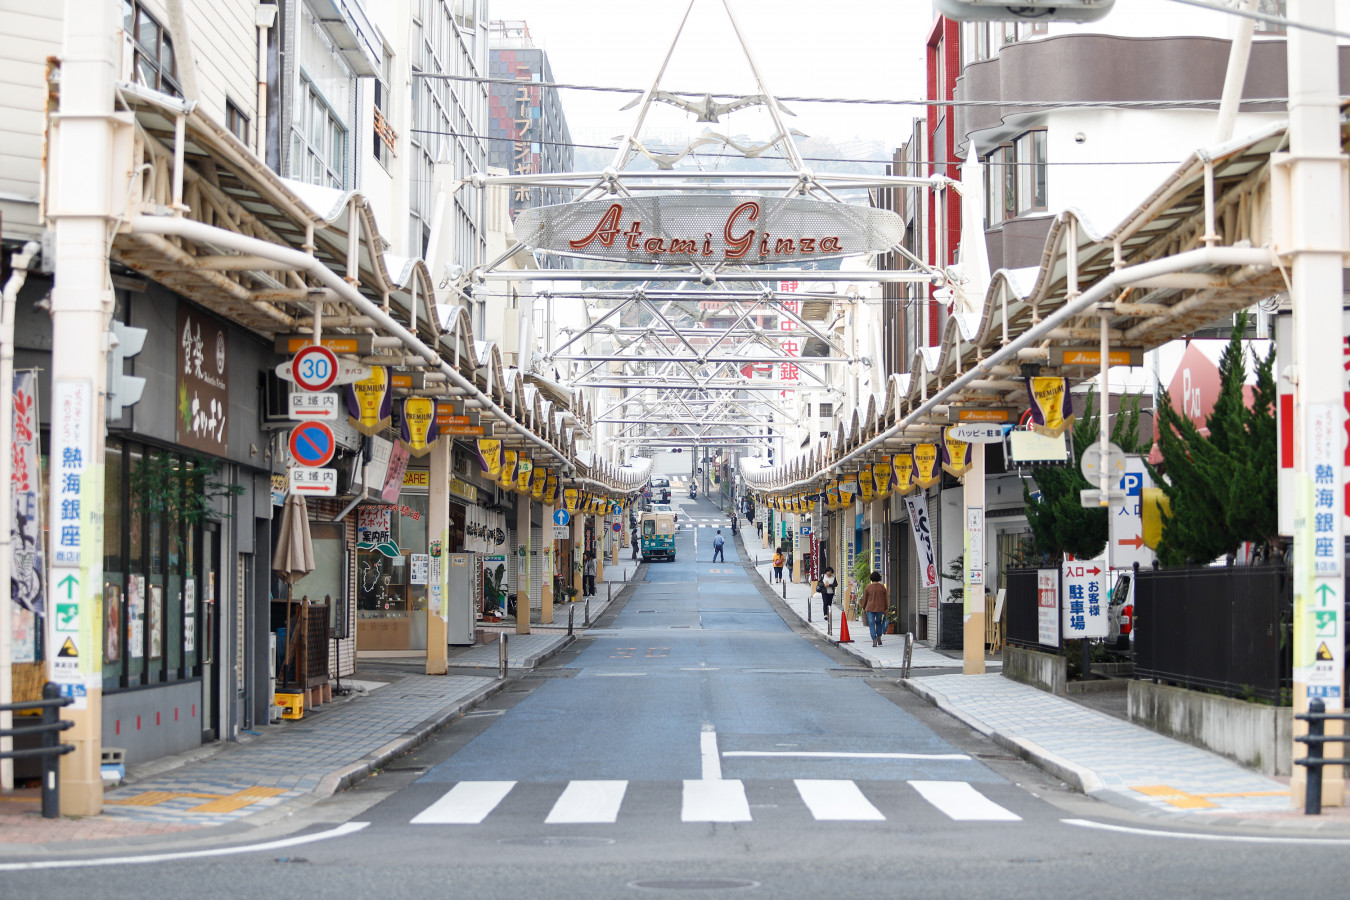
[904,673,1310,821]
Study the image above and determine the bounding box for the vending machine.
[446,552,477,645]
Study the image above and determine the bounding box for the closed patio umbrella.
[272,493,314,678]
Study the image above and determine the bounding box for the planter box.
[1002,645,1067,696]
[1128,680,1293,776]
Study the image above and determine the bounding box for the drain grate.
[499,836,615,848]
[629,878,758,892]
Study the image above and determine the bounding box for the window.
[817,402,834,419]
[373,52,397,169]
[452,0,476,31]
[291,77,347,189]
[1254,0,1287,34]
[225,99,250,146]
[123,0,180,97]
[985,146,1004,228]
[1014,130,1047,214]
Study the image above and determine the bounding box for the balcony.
[310,0,382,77]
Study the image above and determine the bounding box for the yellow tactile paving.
[1131,785,1218,808]
[107,791,222,807]
[189,786,287,813]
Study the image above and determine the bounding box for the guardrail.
[1294,698,1350,815]
[0,683,75,818]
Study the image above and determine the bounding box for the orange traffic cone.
[838,604,853,644]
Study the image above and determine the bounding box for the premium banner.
[827,482,841,510]
[912,443,940,489]
[399,397,440,457]
[892,453,915,496]
[532,466,547,500]
[477,439,501,478]
[1026,376,1075,437]
[499,450,517,488]
[941,428,972,478]
[544,473,559,505]
[873,459,893,499]
[346,366,392,436]
[563,487,579,512]
[859,465,875,503]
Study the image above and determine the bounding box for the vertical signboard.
[176,304,230,455]
[1061,559,1108,639]
[1295,402,1344,704]
[1037,569,1060,647]
[11,371,43,662]
[966,507,984,587]
[904,494,938,589]
[1111,457,1155,570]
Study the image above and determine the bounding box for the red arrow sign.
[1087,566,1102,576]
[1117,535,1145,549]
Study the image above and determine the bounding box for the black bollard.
[41,682,61,819]
[1306,697,1326,815]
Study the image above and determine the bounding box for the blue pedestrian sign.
[553,508,570,526]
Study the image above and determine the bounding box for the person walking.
[817,567,837,620]
[712,530,726,563]
[755,518,763,539]
[583,550,597,597]
[861,571,888,647]
[631,524,640,560]
[772,548,784,583]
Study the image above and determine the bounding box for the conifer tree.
[1152,312,1278,565]
[1024,387,1144,562]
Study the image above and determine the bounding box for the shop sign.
[513,196,903,265]
[177,305,229,454]
[449,477,477,503]
[11,371,44,624]
[382,442,411,503]
[402,470,430,490]
[1037,570,1060,647]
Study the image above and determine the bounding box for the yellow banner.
[500,450,517,488]
[516,455,533,494]
[893,453,915,496]
[399,397,439,458]
[913,443,940,489]
[532,466,547,500]
[942,428,972,478]
[346,366,391,436]
[827,482,841,510]
[477,439,501,478]
[564,487,579,512]
[1027,375,1075,437]
[859,465,874,503]
[544,474,559,505]
[873,460,893,499]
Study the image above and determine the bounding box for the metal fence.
[1133,564,1291,703]
[1005,568,1052,651]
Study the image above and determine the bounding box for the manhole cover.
[629,878,758,892]
[498,836,615,848]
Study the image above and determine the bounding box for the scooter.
[689,486,697,500]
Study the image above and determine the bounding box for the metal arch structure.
[464,0,958,465]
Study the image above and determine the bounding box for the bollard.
[41,683,60,819]
[807,591,812,623]
[827,606,833,636]
[608,581,612,604]
[781,579,786,600]
[1306,698,1326,815]
[568,604,575,637]
[498,632,508,680]
[585,597,591,627]
[901,633,915,680]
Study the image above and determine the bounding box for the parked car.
[1107,572,1134,651]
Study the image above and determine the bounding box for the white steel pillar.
[541,503,555,623]
[963,445,987,675]
[1287,0,1347,808]
[425,440,450,674]
[515,496,531,635]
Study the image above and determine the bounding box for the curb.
[315,678,509,798]
[900,677,1105,796]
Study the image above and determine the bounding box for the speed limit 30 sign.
[291,344,338,392]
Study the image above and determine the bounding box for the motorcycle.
[689,487,697,500]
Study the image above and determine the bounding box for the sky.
[486,0,933,153]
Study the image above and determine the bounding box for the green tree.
[1024,386,1145,562]
[1152,312,1277,565]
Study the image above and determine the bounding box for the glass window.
[1255,0,1286,34]
[126,2,179,98]
[226,100,249,146]
[291,77,347,189]
[1015,131,1047,214]
[985,146,1003,229]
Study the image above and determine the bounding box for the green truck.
[640,511,677,562]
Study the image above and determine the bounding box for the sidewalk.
[738,532,1344,826]
[0,571,647,850]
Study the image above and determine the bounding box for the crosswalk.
[408,779,1022,826]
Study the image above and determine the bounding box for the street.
[6,492,1350,899]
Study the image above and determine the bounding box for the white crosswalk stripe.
[545,780,629,824]
[795,779,885,821]
[682,779,751,822]
[909,780,1022,821]
[408,779,1021,826]
[411,780,515,824]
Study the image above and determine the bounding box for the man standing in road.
[712,530,726,563]
[862,571,889,647]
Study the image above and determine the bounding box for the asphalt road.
[9,494,1350,899]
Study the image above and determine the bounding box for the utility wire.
[1165,0,1350,40]
[413,71,1330,111]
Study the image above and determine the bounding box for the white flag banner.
[904,494,939,589]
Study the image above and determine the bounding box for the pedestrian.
[631,525,640,560]
[755,519,763,539]
[817,566,836,619]
[772,548,784,583]
[861,571,888,647]
[712,529,726,563]
[583,550,597,597]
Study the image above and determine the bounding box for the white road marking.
[795,780,886,821]
[411,781,515,825]
[1063,818,1350,845]
[909,780,1021,821]
[701,729,722,780]
[723,751,970,761]
[595,672,647,677]
[546,780,629,824]
[682,779,752,822]
[0,822,369,870]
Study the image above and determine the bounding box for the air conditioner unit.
[935,0,1115,21]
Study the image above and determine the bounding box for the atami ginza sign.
[512,195,905,265]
